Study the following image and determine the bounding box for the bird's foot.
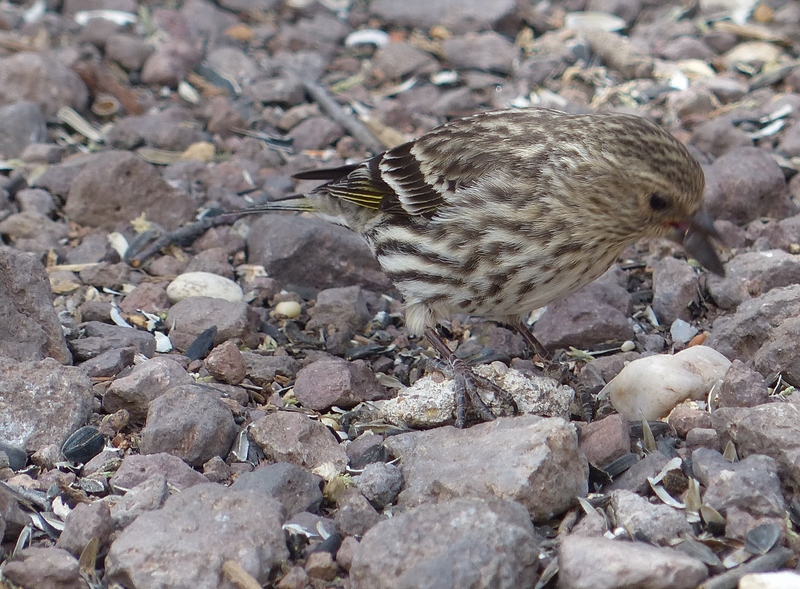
[425,328,519,428]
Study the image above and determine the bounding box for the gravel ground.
[1,0,800,588]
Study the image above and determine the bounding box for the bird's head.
[581,113,725,276]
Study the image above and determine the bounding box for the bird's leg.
[424,327,499,428]
[511,318,551,361]
[512,319,572,384]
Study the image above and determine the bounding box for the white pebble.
[670,319,698,344]
[274,300,301,318]
[604,346,731,421]
[166,271,243,303]
[740,572,800,589]
[620,340,635,352]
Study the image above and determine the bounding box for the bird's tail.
[231,195,315,216]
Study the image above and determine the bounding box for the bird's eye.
[648,192,670,211]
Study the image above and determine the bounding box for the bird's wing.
[293,140,487,217]
[293,109,547,217]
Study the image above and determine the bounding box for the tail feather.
[232,196,315,215]
[293,163,361,181]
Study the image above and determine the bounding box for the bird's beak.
[680,210,725,277]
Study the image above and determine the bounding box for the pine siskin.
[245,107,724,427]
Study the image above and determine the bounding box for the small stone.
[3,547,84,589]
[167,271,243,303]
[608,489,693,545]
[354,462,403,510]
[293,358,388,412]
[305,551,338,581]
[334,487,382,537]
[606,346,731,421]
[249,411,347,472]
[558,536,708,589]
[139,384,238,468]
[717,360,769,408]
[204,340,247,385]
[670,319,698,344]
[56,500,113,556]
[578,414,630,468]
[274,300,301,318]
[349,498,538,589]
[231,462,323,517]
[739,572,800,589]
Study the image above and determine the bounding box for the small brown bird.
[246,108,724,427]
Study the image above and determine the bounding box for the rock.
[0,101,47,158]
[56,500,113,556]
[707,250,800,310]
[105,484,288,589]
[65,150,196,230]
[377,364,573,428]
[166,296,258,348]
[246,215,391,293]
[119,282,170,315]
[0,246,71,363]
[655,36,714,61]
[0,357,92,453]
[108,474,169,530]
[242,352,301,386]
[350,498,538,589]
[578,414,630,468]
[0,52,88,116]
[691,448,785,539]
[245,75,305,107]
[670,319,698,344]
[334,487,382,537]
[606,346,731,421]
[307,285,371,332]
[353,462,403,510]
[167,272,243,303]
[558,536,708,589]
[607,450,671,494]
[712,403,800,489]
[287,116,344,151]
[740,572,800,589]
[383,415,587,521]
[140,384,238,467]
[651,256,700,324]
[442,32,519,74]
[369,0,518,34]
[141,40,202,88]
[249,411,347,472]
[110,452,208,492]
[293,358,388,412]
[231,462,323,517]
[204,340,247,385]
[533,268,633,350]
[107,108,209,152]
[668,403,712,437]
[103,357,193,422]
[707,285,800,385]
[686,428,721,451]
[369,42,439,80]
[704,147,797,226]
[183,247,235,279]
[3,547,84,589]
[15,187,57,215]
[717,359,769,408]
[690,117,752,157]
[346,433,387,469]
[609,489,694,544]
[106,33,156,71]
[70,322,156,362]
